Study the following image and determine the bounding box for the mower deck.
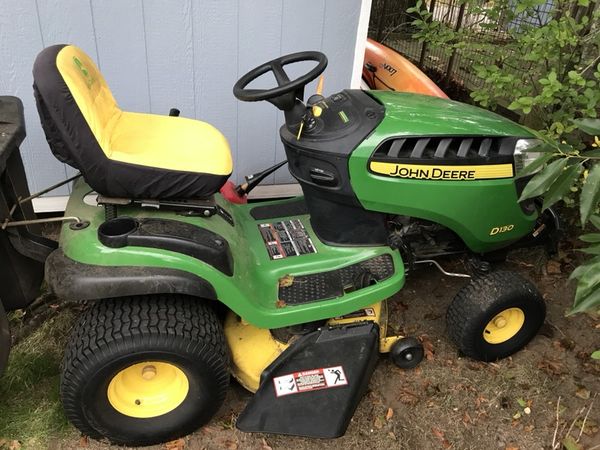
[52,180,405,329]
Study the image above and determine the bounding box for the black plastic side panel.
[236,322,380,438]
[0,96,49,311]
[45,249,217,302]
[0,302,10,376]
[279,90,388,245]
[98,217,233,276]
[0,97,26,173]
[301,184,388,245]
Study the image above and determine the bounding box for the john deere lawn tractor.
[0,44,559,445]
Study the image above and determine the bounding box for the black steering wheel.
[233,51,327,105]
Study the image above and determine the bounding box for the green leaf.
[516,398,527,407]
[573,118,600,135]
[580,164,600,226]
[580,245,600,254]
[570,283,600,314]
[591,215,600,230]
[517,153,554,178]
[519,158,569,201]
[592,350,600,360]
[527,142,556,153]
[574,261,600,303]
[570,256,600,280]
[580,233,600,243]
[578,0,590,7]
[542,163,583,210]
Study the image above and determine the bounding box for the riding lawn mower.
[0,44,559,446]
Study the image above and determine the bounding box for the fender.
[45,249,217,302]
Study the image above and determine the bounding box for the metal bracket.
[97,195,235,226]
[414,259,471,278]
[1,216,89,231]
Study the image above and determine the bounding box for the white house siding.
[0,0,368,201]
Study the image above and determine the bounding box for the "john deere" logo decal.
[72,56,96,89]
[369,161,514,180]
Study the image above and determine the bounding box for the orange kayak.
[362,38,448,99]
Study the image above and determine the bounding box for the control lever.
[235,160,288,196]
[169,108,180,117]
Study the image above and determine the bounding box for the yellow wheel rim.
[107,362,189,418]
[483,307,525,344]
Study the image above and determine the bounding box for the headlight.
[514,138,543,174]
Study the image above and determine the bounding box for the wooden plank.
[193,0,240,180]
[90,0,150,112]
[142,0,195,116]
[0,0,69,194]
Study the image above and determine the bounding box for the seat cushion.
[110,112,231,175]
[33,44,232,200]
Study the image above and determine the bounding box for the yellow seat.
[110,112,230,175]
[33,44,233,199]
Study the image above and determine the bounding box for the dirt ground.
[2,243,599,450]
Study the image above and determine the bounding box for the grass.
[0,308,77,449]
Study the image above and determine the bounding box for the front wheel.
[446,271,545,361]
[61,295,229,446]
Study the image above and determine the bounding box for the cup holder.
[98,217,138,248]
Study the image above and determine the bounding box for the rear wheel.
[446,271,545,361]
[61,295,229,446]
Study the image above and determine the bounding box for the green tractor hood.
[368,91,533,138]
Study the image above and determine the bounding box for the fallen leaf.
[431,427,451,449]
[537,359,566,376]
[275,299,286,308]
[385,407,394,421]
[278,275,294,287]
[388,431,397,440]
[201,425,220,434]
[466,361,485,371]
[398,388,419,406]
[505,446,519,450]
[79,435,89,448]
[546,260,561,274]
[224,440,238,450]
[462,411,472,425]
[7,442,20,450]
[261,438,273,450]
[575,417,599,436]
[576,387,591,399]
[516,398,527,408]
[524,424,535,432]
[374,416,384,429]
[420,335,434,360]
[165,438,185,450]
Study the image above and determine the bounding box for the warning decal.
[258,219,317,260]
[273,366,348,397]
